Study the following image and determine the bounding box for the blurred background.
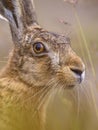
[0,0,98,130]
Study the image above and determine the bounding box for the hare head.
[0,0,85,89]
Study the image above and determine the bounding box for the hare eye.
[33,42,45,54]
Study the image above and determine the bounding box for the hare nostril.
[70,68,83,76]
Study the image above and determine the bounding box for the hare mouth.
[56,76,83,89]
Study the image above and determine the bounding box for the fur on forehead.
[24,26,70,45]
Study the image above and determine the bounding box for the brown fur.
[0,0,85,130]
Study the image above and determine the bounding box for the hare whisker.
[23,86,48,104]
[35,79,60,109]
[36,87,51,111]
[76,86,80,119]
[25,79,55,113]
[80,84,92,107]
[35,81,60,116]
[32,85,52,117]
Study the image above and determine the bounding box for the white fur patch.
[81,71,85,81]
[0,14,8,21]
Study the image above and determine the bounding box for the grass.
[73,5,98,121]
[73,6,96,77]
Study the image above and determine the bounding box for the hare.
[0,0,85,130]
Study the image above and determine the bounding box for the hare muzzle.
[50,43,85,88]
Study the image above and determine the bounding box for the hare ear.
[20,0,38,26]
[0,0,25,44]
[0,0,38,44]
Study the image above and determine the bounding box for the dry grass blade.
[72,6,96,77]
[72,5,98,121]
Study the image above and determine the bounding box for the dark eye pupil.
[35,43,42,51]
[33,42,45,54]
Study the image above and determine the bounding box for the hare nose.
[70,67,85,83]
[70,68,83,77]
